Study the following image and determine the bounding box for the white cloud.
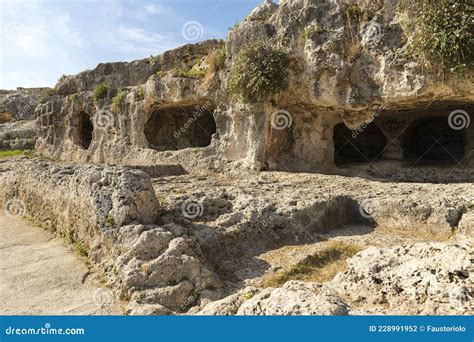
[144,3,165,15]
[101,25,178,57]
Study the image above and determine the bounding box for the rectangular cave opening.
[144,102,216,152]
[402,116,466,167]
[332,102,473,171]
[333,122,386,167]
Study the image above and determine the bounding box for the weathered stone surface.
[125,302,172,316]
[198,282,348,316]
[0,87,46,121]
[0,120,36,150]
[236,281,348,315]
[332,243,473,315]
[1,0,473,317]
[0,159,224,313]
[30,0,473,179]
[0,159,159,261]
[55,40,223,96]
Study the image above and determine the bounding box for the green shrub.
[172,64,207,79]
[186,64,207,79]
[136,86,145,100]
[399,0,473,77]
[344,4,362,19]
[105,215,116,228]
[228,43,289,103]
[46,88,57,96]
[111,89,128,113]
[93,83,109,101]
[243,292,253,300]
[172,67,188,78]
[68,93,78,103]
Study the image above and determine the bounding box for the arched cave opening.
[144,103,216,151]
[402,117,465,166]
[333,123,386,167]
[79,111,93,149]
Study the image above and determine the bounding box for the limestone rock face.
[115,229,223,312]
[0,120,36,150]
[0,159,224,313]
[0,88,45,121]
[1,0,473,317]
[30,0,473,179]
[0,87,50,151]
[236,281,348,315]
[55,40,223,96]
[247,0,278,22]
[198,282,348,316]
[0,159,160,260]
[332,243,473,315]
[197,241,473,316]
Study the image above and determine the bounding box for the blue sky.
[0,0,261,90]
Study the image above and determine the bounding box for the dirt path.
[0,212,121,315]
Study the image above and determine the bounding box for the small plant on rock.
[344,3,362,19]
[136,86,145,100]
[228,42,289,103]
[399,0,473,77]
[93,83,109,101]
[111,88,128,113]
[105,215,116,228]
[68,93,78,103]
[75,242,89,257]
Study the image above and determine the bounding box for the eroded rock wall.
[31,0,473,180]
[0,87,48,151]
[0,159,223,313]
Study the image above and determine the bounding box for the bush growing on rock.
[111,88,128,113]
[93,83,109,101]
[228,43,289,103]
[68,93,78,103]
[136,86,145,100]
[399,0,473,77]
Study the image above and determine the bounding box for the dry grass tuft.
[261,241,362,288]
[376,226,453,242]
[0,112,12,124]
